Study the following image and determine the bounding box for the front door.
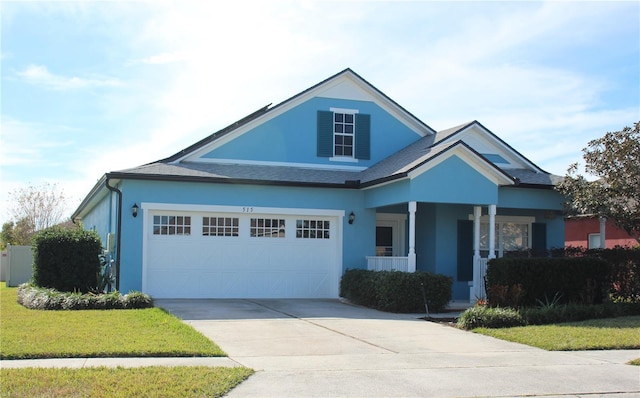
[375,214,406,257]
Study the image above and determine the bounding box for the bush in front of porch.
[340,269,452,313]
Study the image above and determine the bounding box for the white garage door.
[143,206,342,299]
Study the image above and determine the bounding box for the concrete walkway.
[2,299,639,398]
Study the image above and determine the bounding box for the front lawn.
[473,315,640,351]
[0,283,224,359]
[0,366,253,398]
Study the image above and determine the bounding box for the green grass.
[0,366,254,398]
[0,283,225,359]
[474,315,640,351]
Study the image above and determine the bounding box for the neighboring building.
[72,69,565,302]
[565,215,638,249]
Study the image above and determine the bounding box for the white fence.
[366,256,409,272]
[1,245,33,286]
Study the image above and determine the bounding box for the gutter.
[105,177,122,291]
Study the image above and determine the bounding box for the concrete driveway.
[157,299,640,398]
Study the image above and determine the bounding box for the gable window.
[153,215,191,236]
[317,109,370,160]
[333,112,355,157]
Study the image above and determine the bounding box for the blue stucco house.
[72,69,564,302]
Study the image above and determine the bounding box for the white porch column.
[473,206,482,260]
[488,204,497,259]
[408,201,417,272]
[599,216,606,249]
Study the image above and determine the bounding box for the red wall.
[565,217,637,248]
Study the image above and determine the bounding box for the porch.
[366,202,496,303]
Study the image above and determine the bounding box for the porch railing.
[469,257,489,302]
[366,256,409,272]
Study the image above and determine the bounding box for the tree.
[557,121,640,242]
[0,218,36,249]
[7,183,68,236]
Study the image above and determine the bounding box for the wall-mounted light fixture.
[132,203,139,218]
[348,211,355,224]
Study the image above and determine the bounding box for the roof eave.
[104,171,360,190]
[71,174,111,221]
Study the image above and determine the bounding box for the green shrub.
[457,306,526,330]
[504,246,640,303]
[458,302,640,329]
[485,257,609,307]
[340,269,452,313]
[17,283,153,310]
[32,227,102,293]
[521,302,640,325]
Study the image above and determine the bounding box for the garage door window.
[250,218,285,238]
[153,215,191,236]
[203,217,239,237]
[296,219,330,239]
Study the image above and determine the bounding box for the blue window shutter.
[355,113,370,160]
[457,220,474,281]
[532,223,547,252]
[317,111,333,157]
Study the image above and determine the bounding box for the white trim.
[329,107,359,114]
[439,123,544,173]
[141,207,150,293]
[181,157,367,171]
[329,156,359,163]
[141,202,345,218]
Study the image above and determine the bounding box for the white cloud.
[127,51,190,66]
[1,0,637,223]
[16,64,123,90]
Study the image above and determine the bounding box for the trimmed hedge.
[17,283,153,310]
[32,227,102,293]
[485,257,609,307]
[505,246,640,303]
[340,269,452,313]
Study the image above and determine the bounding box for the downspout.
[105,177,122,291]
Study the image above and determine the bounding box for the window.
[375,226,393,256]
[475,216,534,257]
[480,222,529,253]
[333,112,354,157]
[153,215,191,236]
[296,219,330,239]
[250,218,285,238]
[203,217,239,237]
[588,233,601,249]
[317,110,370,160]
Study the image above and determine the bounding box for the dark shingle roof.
[114,139,561,189]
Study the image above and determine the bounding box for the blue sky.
[1,1,639,223]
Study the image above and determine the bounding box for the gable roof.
[73,70,560,220]
[166,68,436,164]
[432,120,546,173]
